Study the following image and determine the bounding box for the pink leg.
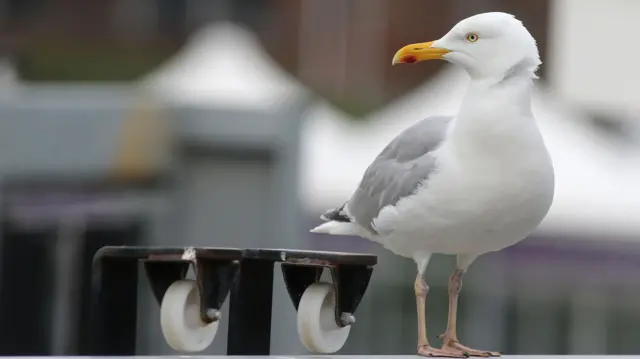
[415,273,466,358]
[439,269,501,357]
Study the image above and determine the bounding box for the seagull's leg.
[440,255,500,357]
[414,254,465,358]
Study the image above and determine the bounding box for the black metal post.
[226,258,274,355]
[87,257,139,355]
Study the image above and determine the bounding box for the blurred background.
[0,0,639,356]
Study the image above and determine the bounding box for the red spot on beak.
[401,55,418,63]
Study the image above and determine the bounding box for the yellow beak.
[392,41,451,65]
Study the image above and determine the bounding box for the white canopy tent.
[141,21,306,111]
[299,66,640,239]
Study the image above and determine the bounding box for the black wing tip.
[321,203,351,223]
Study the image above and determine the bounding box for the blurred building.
[0,0,549,109]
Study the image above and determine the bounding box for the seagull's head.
[392,12,541,80]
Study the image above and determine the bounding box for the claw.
[439,337,500,357]
[418,344,467,358]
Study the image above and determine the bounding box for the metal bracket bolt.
[206,308,221,322]
[340,312,356,326]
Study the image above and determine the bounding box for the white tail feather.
[310,221,362,236]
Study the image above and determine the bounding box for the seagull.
[311,12,555,357]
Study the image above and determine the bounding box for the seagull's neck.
[467,72,534,106]
[469,57,540,87]
[448,72,540,157]
[470,68,536,88]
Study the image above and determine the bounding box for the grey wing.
[346,116,453,233]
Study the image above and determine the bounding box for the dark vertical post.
[87,257,139,355]
[227,258,274,355]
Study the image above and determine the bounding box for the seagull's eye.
[465,33,479,42]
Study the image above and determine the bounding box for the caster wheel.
[297,282,351,353]
[160,280,218,352]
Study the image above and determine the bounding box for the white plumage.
[311,12,555,357]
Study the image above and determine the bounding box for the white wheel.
[297,282,351,353]
[160,279,218,352]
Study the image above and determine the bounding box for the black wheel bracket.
[281,262,374,328]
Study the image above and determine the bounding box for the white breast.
[372,86,555,258]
